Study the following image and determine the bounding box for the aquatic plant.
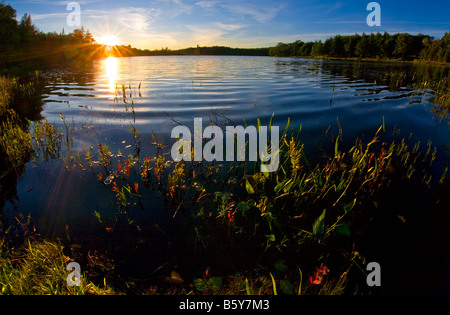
[59,112,444,294]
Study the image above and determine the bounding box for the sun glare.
[104,56,118,93]
[97,35,120,47]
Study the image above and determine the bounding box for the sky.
[8,0,450,50]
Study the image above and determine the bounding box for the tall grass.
[0,77,16,117]
[0,239,114,295]
[0,77,33,173]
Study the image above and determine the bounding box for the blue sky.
[9,0,450,49]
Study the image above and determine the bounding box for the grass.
[0,77,33,174]
[0,77,16,117]
[0,237,347,295]
[0,110,33,173]
[0,238,114,295]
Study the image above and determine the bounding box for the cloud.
[115,7,160,32]
[220,2,282,23]
[156,0,194,17]
[214,22,246,31]
[87,7,160,31]
[195,0,282,23]
[195,0,220,10]
[29,12,67,21]
[182,22,246,46]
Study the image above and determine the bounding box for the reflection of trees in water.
[0,64,92,245]
[319,60,449,91]
[299,59,450,121]
[0,75,51,245]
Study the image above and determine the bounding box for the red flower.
[309,264,330,285]
[125,160,130,177]
[112,181,119,195]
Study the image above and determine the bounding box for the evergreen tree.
[355,33,368,58]
[311,41,324,56]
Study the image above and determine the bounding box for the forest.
[269,32,450,62]
[0,3,102,74]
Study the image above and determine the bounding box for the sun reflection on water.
[103,56,119,93]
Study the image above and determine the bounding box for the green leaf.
[284,117,291,131]
[245,278,253,295]
[283,180,294,193]
[344,198,356,213]
[274,260,288,272]
[245,179,255,195]
[274,179,288,193]
[335,222,351,236]
[280,279,294,295]
[237,201,250,212]
[312,209,326,236]
[269,273,277,295]
[207,277,222,291]
[93,211,102,224]
[265,234,275,249]
[297,267,303,295]
[335,135,340,157]
[193,278,208,291]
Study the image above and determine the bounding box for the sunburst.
[97,35,120,47]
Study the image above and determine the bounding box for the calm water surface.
[40,56,449,152]
[3,56,449,290]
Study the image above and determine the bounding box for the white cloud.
[195,0,220,10]
[220,2,282,23]
[214,22,246,31]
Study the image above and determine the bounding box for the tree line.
[2,1,449,75]
[269,32,450,63]
[140,45,270,56]
[0,2,106,74]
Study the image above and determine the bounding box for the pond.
[2,55,449,293]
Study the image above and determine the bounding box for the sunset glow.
[97,35,120,47]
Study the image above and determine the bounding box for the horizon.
[9,0,450,51]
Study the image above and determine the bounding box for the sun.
[97,35,120,47]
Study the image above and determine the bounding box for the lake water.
[39,56,449,153]
[6,54,450,235]
[2,56,449,292]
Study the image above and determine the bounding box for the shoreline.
[289,55,450,66]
